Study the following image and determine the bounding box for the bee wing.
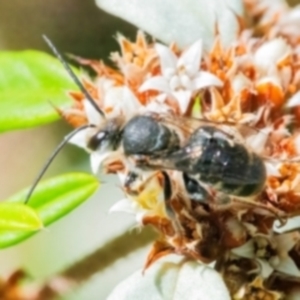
[150,113,252,143]
[146,112,201,136]
[142,143,263,187]
[138,145,202,174]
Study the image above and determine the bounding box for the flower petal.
[256,258,274,278]
[122,87,143,118]
[254,38,292,74]
[83,99,104,125]
[275,232,300,252]
[274,216,300,233]
[274,256,300,277]
[231,239,255,258]
[265,162,281,177]
[104,86,142,119]
[109,198,137,214]
[192,71,223,90]
[144,97,172,114]
[139,76,171,93]
[218,8,240,48]
[177,40,203,76]
[68,128,89,149]
[90,151,110,174]
[173,90,192,114]
[96,0,243,49]
[155,43,177,74]
[246,127,271,154]
[107,255,230,300]
[286,90,300,108]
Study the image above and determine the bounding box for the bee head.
[87,119,123,152]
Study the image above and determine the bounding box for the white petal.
[68,128,89,149]
[155,43,177,73]
[90,151,109,174]
[275,232,299,252]
[231,240,255,258]
[295,134,300,154]
[246,128,271,154]
[96,0,243,50]
[105,86,142,119]
[144,99,172,114]
[109,198,137,214]
[177,40,203,76]
[117,172,128,185]
[286,91,300,108]
[274,256,300,277]
[83,100,104,125]
[135,210,148,224]
[265,162,281,177]
[275,216,300,233]
[139,76,171,93]
[193,71,223,90]
[218,8,240,48]
[256,258,274,278]
[173,90,192,114]
[122,87,143,118]
[231,73,252,94]
[254,38,291,73]
[107,255,230,300]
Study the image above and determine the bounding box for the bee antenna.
[25,125,94,204]
[42,35,105,118]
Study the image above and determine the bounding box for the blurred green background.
[0,1,155,299]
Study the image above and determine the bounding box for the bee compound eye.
[87,131,107,151]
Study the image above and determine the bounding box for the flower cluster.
[59,2,300,298]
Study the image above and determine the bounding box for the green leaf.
[0,51,78,132]
[0,203,42,231]
[0,172,99,248]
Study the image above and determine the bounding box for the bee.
[25,37,186,203]
[131,123,267,199]
[26,36,266,212]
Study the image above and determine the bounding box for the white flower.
[107,255,230,300]
[110,171,168,224]
[96,0,243,49]
[139,40,223,114]
[231,232,300,278]
[254,38,292,75]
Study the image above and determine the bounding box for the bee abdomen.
[232,153,266,196]
[186,128,266,197]
[199,144,265,197]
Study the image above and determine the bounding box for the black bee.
[129,124,267,198]
[26,36,266,207]
[26,38,184,202]
[87,112,266,199]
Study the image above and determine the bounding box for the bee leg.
[160,171,184,236]
[232,198,287,226]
